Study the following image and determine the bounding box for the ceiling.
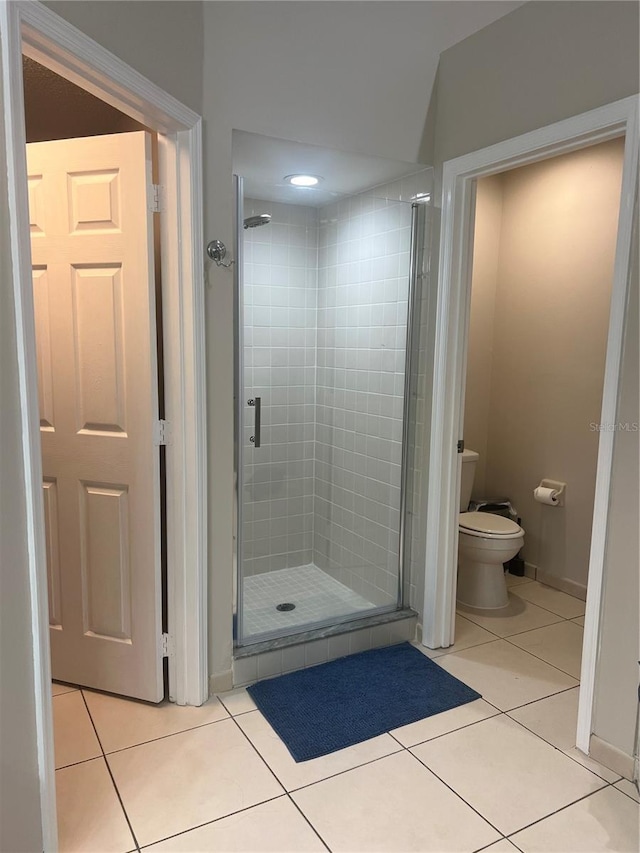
[233,130,431,206]
[232,1,525,206]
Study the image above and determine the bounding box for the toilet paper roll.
[534,486,559,506]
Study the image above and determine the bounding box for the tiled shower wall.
[313,193,413,606]
[242,199,318,575]
[241,172,432,613]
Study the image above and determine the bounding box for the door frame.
[1,1,207,844]
[422,96,639,755]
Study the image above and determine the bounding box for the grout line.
[504,714,618,783]
[54,754,103,772]
[612,780,640,803]
[501,635,581,681]
[408,748,506,838]
[385,710,500,751]
[80,690,141,852]
[448,618,583,683]
[237,712,404,797]
[83,712,233,759]
[135,794,289,850]
[228,711,290,792]
[508,586,587,619]
[287,794,332,852]
[288,750,405,794]
[500,683,579,714]
[474,838,511,853]
[505,782,612,842]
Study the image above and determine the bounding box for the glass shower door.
[234,174,429,645]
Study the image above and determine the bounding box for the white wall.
[592,203,639,760]
[0,50,46,852]
[44,1,203,112]
[433,1,640,166]
[463,175,502,496]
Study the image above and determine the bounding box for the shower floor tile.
[242,564,374,637]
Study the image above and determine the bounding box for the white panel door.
[27,132,163,702]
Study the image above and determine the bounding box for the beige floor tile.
[107,717,283,847]
[52,681,78,696]
[510,786,640,852]
[236,709,401,791]
[418,615,496,659]
[510,581,586,619]
[572,615,585,626]
[435,640,577,711]
[508,620,584,678]
[562,747,622,783]
[508,687,579,749]
[145,796,326,852]
[412,715,605,836]
[458,596,563,638]
[615,778,640,803]
[53,691,102,769]
[391,698,499,748]
[292,750,501,852]
[481,841,520,852]
[83,689,228,753]
[505,574,535,588]
[217,687,258,716]
[56,758,135,853]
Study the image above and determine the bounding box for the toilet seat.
[459,511,524,539]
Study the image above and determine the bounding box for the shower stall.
[233,155,432,648]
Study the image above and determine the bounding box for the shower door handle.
[248,397,261,448]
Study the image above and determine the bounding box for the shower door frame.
[233,181,426,647]
[424,96,639,755]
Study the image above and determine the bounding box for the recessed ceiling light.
[284,174,322,187]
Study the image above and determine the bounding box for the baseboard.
[209,669,233,695]
[535,567,587,601]
[524,561,537,580]
[589,734,635,780]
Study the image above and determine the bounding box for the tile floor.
[243,564,374,637]
[53,579,639,852]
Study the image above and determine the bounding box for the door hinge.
[149,183,165,213]
[457,439,465,453]
[161,632,173,658]
[154,419,172,446]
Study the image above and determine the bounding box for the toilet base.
[457,558,509,610]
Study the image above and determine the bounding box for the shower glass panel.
[235,169,431,645]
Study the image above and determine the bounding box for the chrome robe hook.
[206,239,235,268]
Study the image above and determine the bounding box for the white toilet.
[457,449,525,610]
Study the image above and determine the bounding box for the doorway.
[423,97,638,757]
[25,57,167,701]
[463,137,624,602]
[438,138,627,742]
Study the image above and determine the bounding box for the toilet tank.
[460,449,479,512]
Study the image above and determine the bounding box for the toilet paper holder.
[535,479,566,506]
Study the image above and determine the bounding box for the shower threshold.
[234,606,417,659]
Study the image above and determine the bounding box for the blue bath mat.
[247,642,481,761]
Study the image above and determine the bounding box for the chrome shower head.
[243,213,271,229]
